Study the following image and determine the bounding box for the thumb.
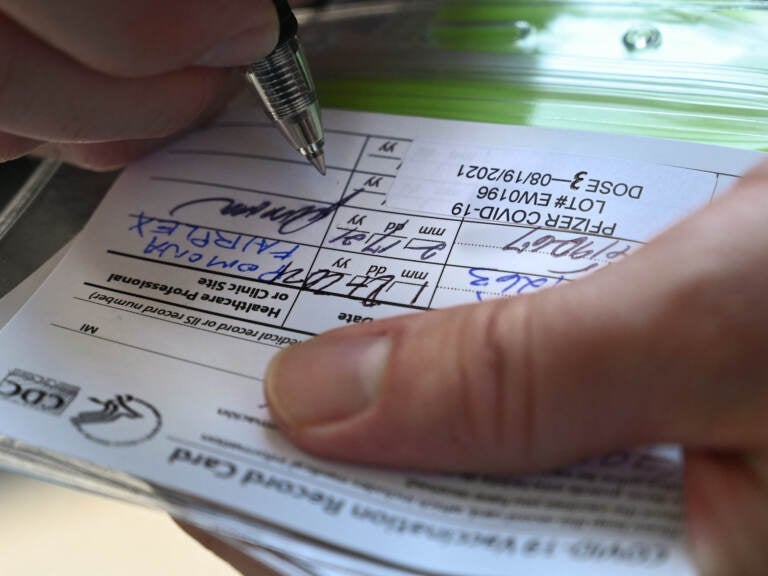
[264,170,768,474]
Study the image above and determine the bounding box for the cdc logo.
[0,369,80,416]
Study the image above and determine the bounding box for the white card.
[0,108,762,576]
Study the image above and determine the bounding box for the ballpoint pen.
[244,0,327,175]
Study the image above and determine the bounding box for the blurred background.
[0,470,239,575]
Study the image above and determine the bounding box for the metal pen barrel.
[245,39,325,173]
[244,0,326,175]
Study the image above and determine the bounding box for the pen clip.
[272,0,299,46]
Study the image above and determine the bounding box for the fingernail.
[265,337,390,428]
[196,24,278,67]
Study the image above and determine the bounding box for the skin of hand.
[0,0,279,169]
[187,158,768,576]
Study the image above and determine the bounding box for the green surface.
[319,77,767,150]
[315,0,768,150]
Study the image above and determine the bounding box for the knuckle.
[452,299,540,470]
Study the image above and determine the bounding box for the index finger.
[0,0,278,77]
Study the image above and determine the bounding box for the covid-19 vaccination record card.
[0,108,763,576]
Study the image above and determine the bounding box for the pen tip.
[309,153,327,176]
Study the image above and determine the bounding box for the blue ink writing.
[168,188,364,235]
[469,268,565,301]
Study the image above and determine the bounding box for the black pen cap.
[272,0,299,45]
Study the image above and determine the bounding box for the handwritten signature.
[169,188,364,235]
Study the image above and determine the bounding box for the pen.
[244,0,326,175]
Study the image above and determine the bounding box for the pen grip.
[272,0,298,45]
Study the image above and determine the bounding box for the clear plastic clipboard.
[298,0,768,149]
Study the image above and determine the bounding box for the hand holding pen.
[0,0,316,170]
